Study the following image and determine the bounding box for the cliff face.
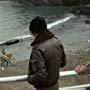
[29,0,90,15]
[63,0,90,5]
[30,0,90,6]
[15,0,89,6]
[30,0,63,5]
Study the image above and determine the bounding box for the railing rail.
[0,70,77,83]
[60,84,90,90]
[0,70,89,90]
[60,70,77,76]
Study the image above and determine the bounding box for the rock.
[30,0,63,5]
[63,0,90,6]
[29,0,90,6]
[16,0,90,6]
[85,20,90,24]
[67,5,90,16]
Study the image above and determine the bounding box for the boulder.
[63,0,90,6]
[30,0,63,5]
[15,0,90,6]
[29,0,90,6]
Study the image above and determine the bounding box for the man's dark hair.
[29,16,47,33]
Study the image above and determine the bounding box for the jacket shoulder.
[34,37,63,51]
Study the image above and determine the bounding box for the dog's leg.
[8,60,12,65]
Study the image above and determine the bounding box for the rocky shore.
[29,0,90,6]
[14,0,90,6]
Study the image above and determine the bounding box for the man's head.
[29,16,47,35]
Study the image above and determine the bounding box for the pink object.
[75,64,86,75]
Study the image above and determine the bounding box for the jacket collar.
[31,29,54,46]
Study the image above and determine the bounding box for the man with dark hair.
[27,16,66,90]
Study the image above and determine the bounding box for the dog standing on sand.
[0,48,12,67]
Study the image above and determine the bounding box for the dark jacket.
[28,29,66,88]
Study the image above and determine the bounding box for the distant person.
[75,63,90,75]
[1,48,6,55]
[27,16,66,90]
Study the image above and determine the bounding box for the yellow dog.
[2,53,12,60]
[0,53,12,67]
